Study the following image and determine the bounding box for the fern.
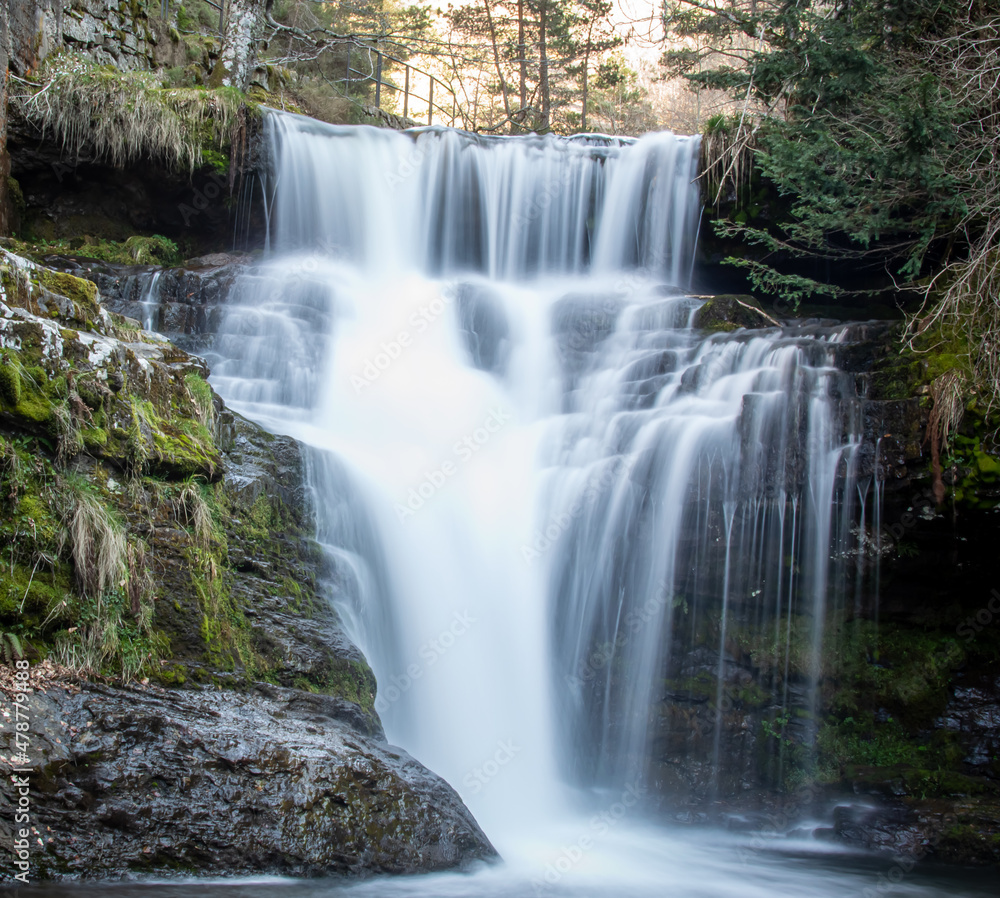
[2,632,24,663]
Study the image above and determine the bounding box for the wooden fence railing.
[161,2,458,127]
[345,47,458,127]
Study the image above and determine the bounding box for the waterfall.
[202,111,876,853]
[263,112,701,283]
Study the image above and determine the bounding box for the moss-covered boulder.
[692,294,778,332]
[0,248,220,479]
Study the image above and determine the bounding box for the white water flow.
[139,270,163,331]
[198,111,914,893]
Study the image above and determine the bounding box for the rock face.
[7,1,178,76]
[0,681,496,878]
[47,254,250,355]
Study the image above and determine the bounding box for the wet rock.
[0,682,497,879]
[551,292,621,397]
[45,257,251,352]
[454,283,510,376]
[692,295,777,332]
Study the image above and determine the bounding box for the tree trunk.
[539,0,549,131]
[483,0,512,122]
[517,0,527,124]
[210,0,266,91]
[581,20,594,132]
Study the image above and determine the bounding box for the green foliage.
[664,0,988,304]
[444,0,624,133]
[585,55,655,135]
[1,632,24,662]
[7,235,183,266]
[124,235,181,265]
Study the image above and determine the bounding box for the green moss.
[0,361,21,405]
[693,295,775,333]
[0,559,74,631]
[82,425,108,451]
[123,235,181,265]
[16,493,60,544]
[6,176,25,217]
[14,386,56,426]
[193,559,263,676]
[184,372,214,425]
[35,269,99,311]
[131,396,220,480]
[150,422,219,478]
[45,375,68,401]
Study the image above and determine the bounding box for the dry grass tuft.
[61,491,127,599]
[11,56,244,173]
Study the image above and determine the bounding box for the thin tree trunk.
[483,0,512,121]
[539,0,549,130]
[581,20,594,132]
[518,0,527,124]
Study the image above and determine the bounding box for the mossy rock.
[693,295,775,332]
[0,362,21,406]
[36,269,100,314]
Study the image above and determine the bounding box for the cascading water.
[183,112,992,897]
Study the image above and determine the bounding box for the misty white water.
[168,111,988,896]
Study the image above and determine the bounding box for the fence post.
[161,0,168,20]
[428,78,433,126]
[375,51,383,110]
[403,66,410,120]
[218,0,225,40]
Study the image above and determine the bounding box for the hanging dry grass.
[700,112,759,208]
[125,540,154,626]
[926,369,967,503]
[61,491,127,599]
[175,480,213,549]
[11,56,244,173]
